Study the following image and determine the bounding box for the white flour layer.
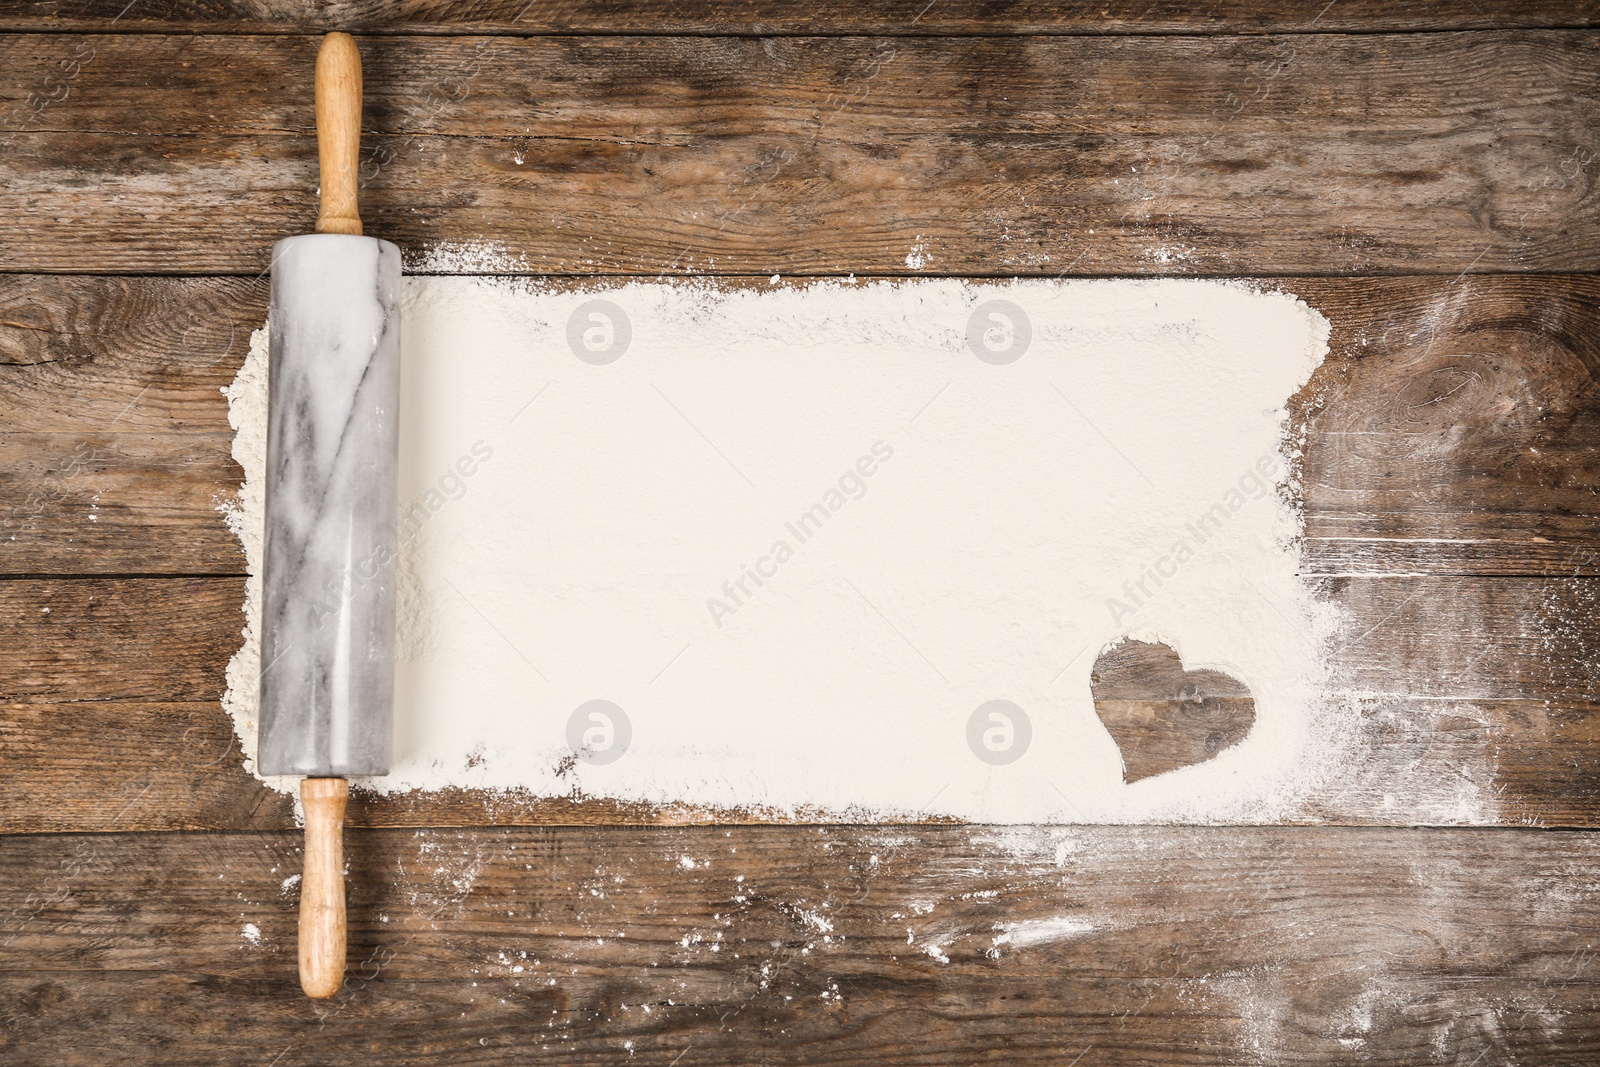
[223,277,1345,822]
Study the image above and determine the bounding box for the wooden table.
[2,3,1598,1063]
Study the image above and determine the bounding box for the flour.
[406,239,532,275]
[222,277,1348,822]
[992,916,1098,948]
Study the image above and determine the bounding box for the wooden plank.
[1,32,1596,275]
[1,824,1598,1064]
[0,274,261,573]
[0,578,243,703]
[2,0,1596,36]
[11,695,1591,831]
[1307,697,1600,827]
[1289,275,1600,576]
[1313,575,1600,704]
[5,274,1597,576]
[0,574,1595,829]
[0,275,262,432]
[0,433,243,573]
[0,702,291,832]
[10,31,1598,140]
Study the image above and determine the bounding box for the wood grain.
[1090,638,1256,784]
[0,702,291,832]
[1,32,1595,274]
[0,275,257,432]
[0,573,1595,829]
[1292,277,1600,578]
[0,578,243,703]
[0,433,242,574]
[1,0,1595,35]
[2,825,1598,1065]
[4,274,1597,576]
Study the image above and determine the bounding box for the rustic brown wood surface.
[4,826,1600,1065]
[1,4,1598,1063]
[2,0,1597,35]
[1,32,1597,275]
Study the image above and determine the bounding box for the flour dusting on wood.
[221,277,1377,822]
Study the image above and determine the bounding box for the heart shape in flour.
[1090,639,1256,783]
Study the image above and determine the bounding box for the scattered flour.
[904,236,933,270]
[222,277,1350,822]
[992,916,1098,948]
[406,240,531,274]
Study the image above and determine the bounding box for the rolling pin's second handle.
[315,32,364,236]
[299,776,349,998]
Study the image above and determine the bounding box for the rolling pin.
[258,32,400,999]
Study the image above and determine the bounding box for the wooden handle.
[299,776,348,998]
[314,32,364,236]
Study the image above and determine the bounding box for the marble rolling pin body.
[258,31,399,999]
[260,232,401,777]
